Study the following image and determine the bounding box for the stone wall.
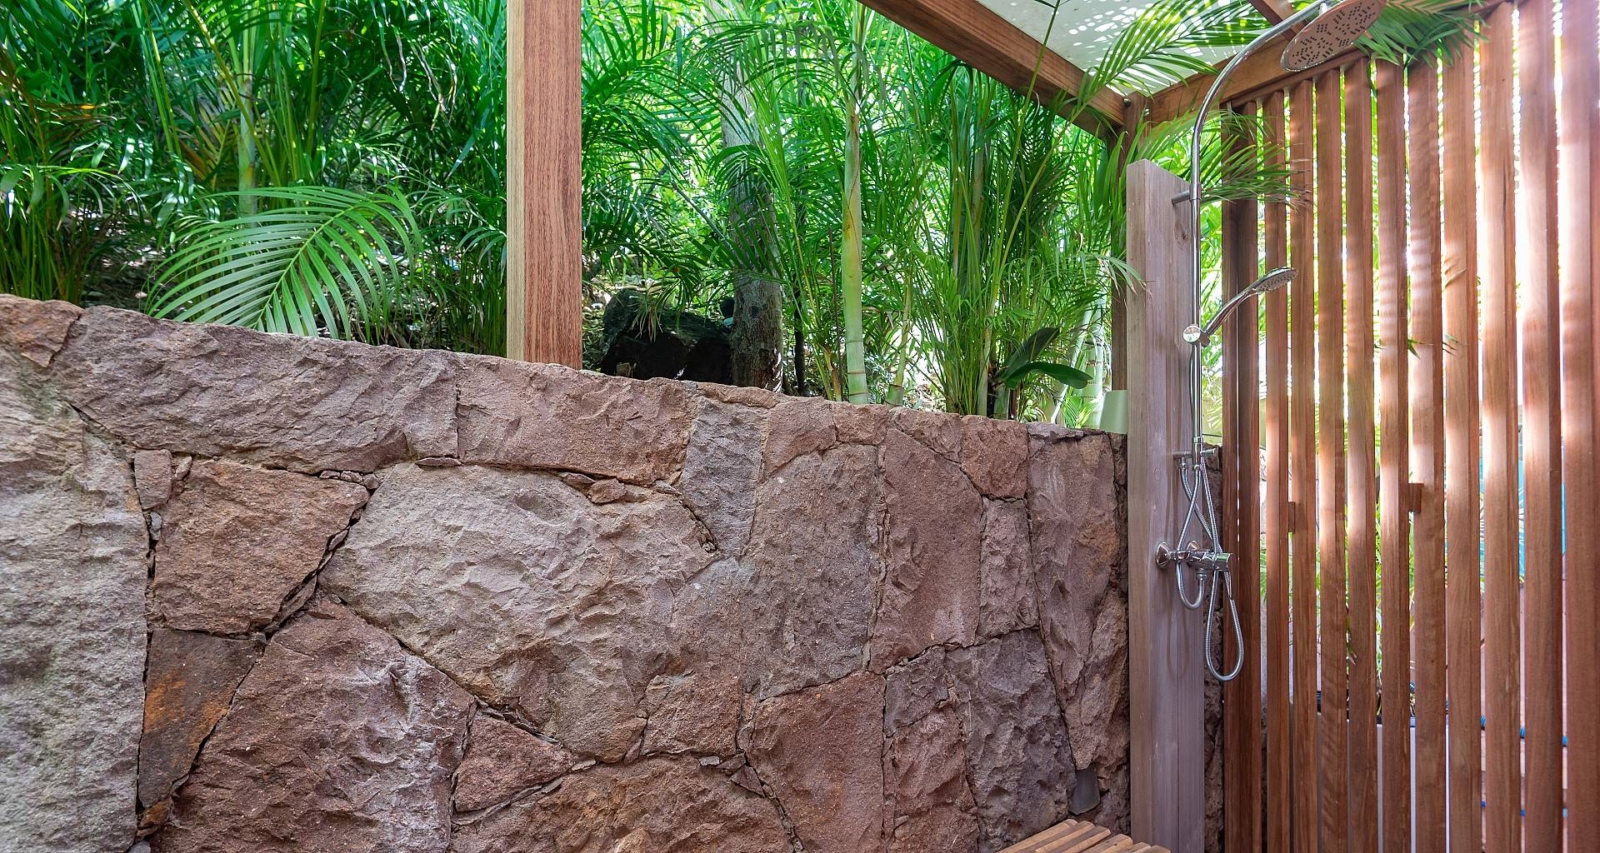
[0,295,1139,853]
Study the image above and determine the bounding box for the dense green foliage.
[2,0,1459,419]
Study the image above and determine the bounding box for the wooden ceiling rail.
[858,0,1127,134]
[1148,0,1507,124]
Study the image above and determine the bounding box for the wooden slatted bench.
[997,818,1171,853]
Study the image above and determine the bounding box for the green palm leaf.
[149,185,419,339]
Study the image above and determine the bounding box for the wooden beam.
[1125,159,1205,853]
[858,0,1126,133]
[506,0,583,366]
[1248,0,1292,24]
[1147,0,1509,124]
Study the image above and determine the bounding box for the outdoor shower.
[1161,0,1387,682]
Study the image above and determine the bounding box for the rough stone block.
[50,306,459,472]
[133,449,174,510]
[871,429,981,670]
[641,672,741,757]
[0,350,148,853]
[138,629,261,813]
[979,498,1037,638]
[679,398,767,555]
[454,715,574,813]
[761,398,836,475]
[745,672,886,853]
[322,464,712,762]
[1028,432,1127,775]
[947,631,1076,852]
[457,356,691,483]
[451,758,788,853]
[153,460,368,634]
[0,293,81,367]
[155,600,474,853]
[887,707,980,853]
[961,416,1030,499]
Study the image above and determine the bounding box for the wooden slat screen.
[1215,2,1599,848]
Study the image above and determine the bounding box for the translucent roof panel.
[976,0,1241,85]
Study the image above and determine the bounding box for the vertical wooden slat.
[1479,5,1523,850]
[1287,78,1318,853]
[1313,66,1348,853]
[505,0,583,366]
[1261,88,1292,853]
[1221,100,1263,853]
[1343,59,1380,853]
[1563,0,1600,850]
[1375,59,1412,853]
[1406,56,1447,853]
[1518,2,1564,848]
[1126,159,1207,853]
[1441,38,1483,853]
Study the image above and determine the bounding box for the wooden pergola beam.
[506,0,583,367]
[1149,0,1506,124]
[1248,0,1293,24]
[858,0,1127,134]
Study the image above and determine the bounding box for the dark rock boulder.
[598,289,732,384]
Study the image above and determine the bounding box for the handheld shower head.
[1185,267,1296,345]
[1282,0,1388,71]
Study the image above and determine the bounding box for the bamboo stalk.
[1342,58,1380,853]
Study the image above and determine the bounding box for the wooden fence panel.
[1313,66,1348,853]
[1287,77,1318,853]
[1441,38,1482,853]
[1479,6,1523,851]
[1406,57,1446,853]
[1341,58,1380,853]
[1261,88,1292,853]
[1374,59,1411,853]
[1518,2,1564,849]
[1213,4,1584,850]
[1220,100,1262,853]
[1562,0,1600,850]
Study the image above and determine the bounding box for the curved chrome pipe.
[1168,0,1386,683]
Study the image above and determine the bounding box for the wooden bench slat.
[996,817,1169,853]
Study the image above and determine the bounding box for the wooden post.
[1125,159,1204,853]
[506,0,583,366]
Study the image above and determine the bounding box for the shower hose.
[1174,450,1245,682]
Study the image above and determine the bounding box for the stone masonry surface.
[0,294,1200,853]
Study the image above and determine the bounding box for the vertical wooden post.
[1344,59,1380,853]
[1220,99,1262,853]
[1125,159,1204,853]
[1110,94,1149,393]
[1441,39,1482,853]
[1261,89,1291,853]
[1562,1,1600,850]
[1516,3,1564,848]
[506,0,583,366]
[1479,7,1523,849]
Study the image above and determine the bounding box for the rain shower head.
[1281,0,1388,72]
[1186,268,1297,345]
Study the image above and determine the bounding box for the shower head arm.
[1186,0,1335,226]
[1178,1,1337,463]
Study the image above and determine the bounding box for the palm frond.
[149,185,419,339]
